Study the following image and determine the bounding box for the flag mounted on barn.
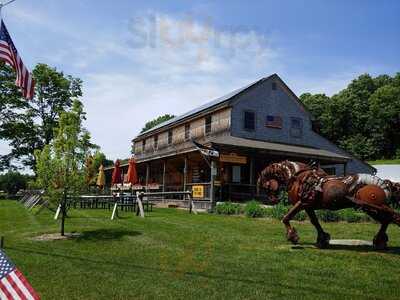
[0,249,40,300]
[0,20,34,100]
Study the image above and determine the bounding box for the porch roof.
[210,136,350,163]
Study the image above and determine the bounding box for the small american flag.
[0,20,34,100]
[0,249,40,300]
[266,115,283,128]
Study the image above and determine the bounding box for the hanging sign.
[192,185,204,198]
[200,148,219,157]
[220,153,247,164]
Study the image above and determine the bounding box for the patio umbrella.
[111,160,122,185]
[96,164,106,189]
[85,155,96,185]
[125,158,138,185]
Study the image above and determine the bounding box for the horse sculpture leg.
[373,222,389,250]
[282,201,303,244]
[364,208,391,250]
[305,208,331,248]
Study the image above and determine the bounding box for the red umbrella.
[125,158,138,185]
[111,160,122,185]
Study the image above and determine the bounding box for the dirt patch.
[32,232,81,241]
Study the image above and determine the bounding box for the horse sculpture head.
[256,160,311,204]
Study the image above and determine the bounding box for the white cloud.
[3,7,389,164]
[78,13,282,160]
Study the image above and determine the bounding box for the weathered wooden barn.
[107,74,375,207]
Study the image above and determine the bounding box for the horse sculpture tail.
[386,180,400,209]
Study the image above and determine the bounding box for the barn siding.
[230,78,373,175]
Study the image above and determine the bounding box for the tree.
[0,63,27,171]
[140,114,175,133]
[35,100,93,236]
[368,84,400,158]
[301,72,400,161]
[0,171,32,195]
[0,63,82,171]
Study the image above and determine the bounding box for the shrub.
[278,191,290,205]
[268,202,288,220]
[294,210,307,221]
[216,202,241,215]
[316,210,340,222]
[244,200,265,218]
[338,209,372,222]
[264,202,307,221]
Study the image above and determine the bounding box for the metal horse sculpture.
[257,160,400,249]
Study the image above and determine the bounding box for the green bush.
[264,205,370,223]
[338,209,372,222]
[316,210,340,222]
[244,200,265,218]
[216,202,241,215]
[268,202,288,220]
[265,202,307,221]
[294,210,307,221]
[217,200,373,223]
[278,191,290,205]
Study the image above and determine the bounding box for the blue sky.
[1,0,399,162]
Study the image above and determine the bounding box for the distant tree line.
[300,73,400,161]
[140,114,175,133]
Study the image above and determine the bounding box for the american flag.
[0,249,40,300]
[266,115,283,128]
[0,20,34,100]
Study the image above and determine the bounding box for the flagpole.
[0,0,18,20]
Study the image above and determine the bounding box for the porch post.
[210,159,217,210]
[145,163,150,191]
[343,162,347,176]
[162,160,166,193]
[249,155,254,197]
[162,160,166,204]
[183,156,188,191]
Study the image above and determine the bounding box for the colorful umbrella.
[96,164,106,189]
[111,160,122,185]
[85,155,96,185]
[125,158,138,185]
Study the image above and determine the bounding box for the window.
[154,135,158,150]
[244,111,255,130]
[185,124,191,141]
[142,139,146,152]
[265,115,282,129]
[232,166,241,183]
[322,167,336,175]
[168,130,173,144]
[272,82,277,90]
[205,115,212,135]
[290,117,303,137]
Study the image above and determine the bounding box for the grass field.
[1,200,400,300]
[368,159,400,165]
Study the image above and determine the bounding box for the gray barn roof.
[135,75,274,139]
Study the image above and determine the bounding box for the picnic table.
[73,194,153,212]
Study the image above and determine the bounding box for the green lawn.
[368,159,400,165]
[1,200,400,300]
